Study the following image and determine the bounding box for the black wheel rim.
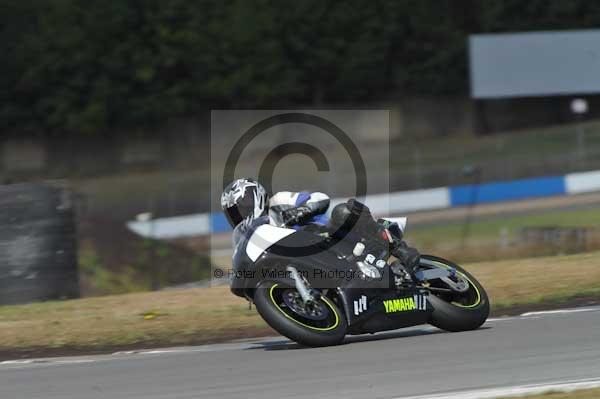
[281,289,328,321]
[269,284,340,331]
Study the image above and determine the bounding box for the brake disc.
[282,290,328,320]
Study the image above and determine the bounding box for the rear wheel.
[420,255,490,332]
[253,280,347,347]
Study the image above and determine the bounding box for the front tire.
[253,280,347,347]
[422,255,490,332]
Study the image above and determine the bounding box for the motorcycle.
[229,213,489,347]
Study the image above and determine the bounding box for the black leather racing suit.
[265,192,420,271]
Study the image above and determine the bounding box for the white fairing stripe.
[246,224,296,262]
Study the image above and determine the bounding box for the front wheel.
[253,280,347,347]
[420,255,490,332]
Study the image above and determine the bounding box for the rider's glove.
[282,206,312,226]
[377,218,403,241]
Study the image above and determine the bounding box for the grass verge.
[1,250,600,358]
[408,204,600,260]
[411,205,600,245]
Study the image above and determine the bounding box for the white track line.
[397,377,600,399]
[520,306,600,317]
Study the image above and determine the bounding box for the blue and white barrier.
[565,170,600,194]
[449,175,566,207]
[127,169,600,239]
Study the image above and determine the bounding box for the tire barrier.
[0,183,79,304]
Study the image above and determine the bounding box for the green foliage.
[79,238,211,296]
[3,0,600,134]
[79,246,151,295]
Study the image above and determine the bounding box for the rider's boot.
[391,241,421,276]
[376,218,421,277]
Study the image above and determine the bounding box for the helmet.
[221,178,268,228]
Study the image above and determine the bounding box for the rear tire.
[253,280,347,347]
[423,256,490,332]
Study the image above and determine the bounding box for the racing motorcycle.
[230,211,489,347]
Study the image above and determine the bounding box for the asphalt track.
[1,307,599,399]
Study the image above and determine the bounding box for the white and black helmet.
[221,178,268,228]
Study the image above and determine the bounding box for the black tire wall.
[0,183,80,304]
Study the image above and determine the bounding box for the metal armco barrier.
[0,183,79,304]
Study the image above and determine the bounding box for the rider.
[220,178,421,272]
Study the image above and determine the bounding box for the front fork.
[287,265,321,303]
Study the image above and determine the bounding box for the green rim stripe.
[269,284,340,331]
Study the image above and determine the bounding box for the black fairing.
[231,223,433,334]
[230,227,355,296]
[342,287,432,335]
